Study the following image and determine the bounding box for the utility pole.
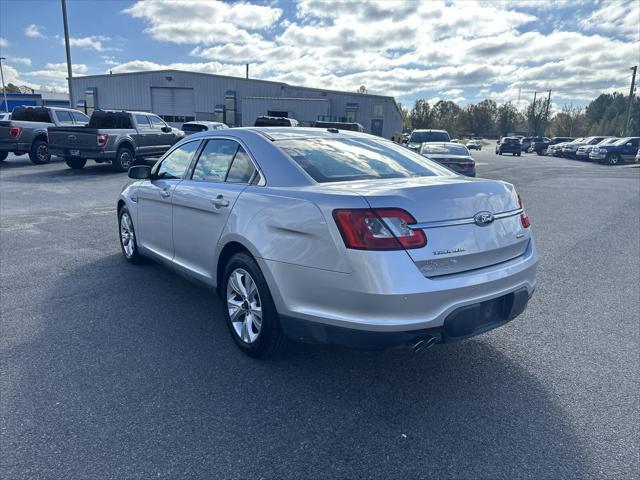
[0,57,8,113]
[61,0,74,105]
[544,90,552,135]
[530,91,537,135]
[624,66,637,136]
[246,63,249,79]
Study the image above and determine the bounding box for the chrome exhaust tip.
[413,335,437,353]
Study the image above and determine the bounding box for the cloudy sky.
[1,0,638,108]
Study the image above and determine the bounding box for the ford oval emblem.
[68,134,77,142]
[474,211,494,226]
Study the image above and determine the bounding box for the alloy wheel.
[120,212,135,257]
[226,268,262,344]
[37,144,49,162]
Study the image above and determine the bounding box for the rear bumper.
[49,147,116,160]
[280,287,531,349]
[0,141,31,153]
[260,239,538,347]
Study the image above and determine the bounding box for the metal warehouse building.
[69,69,403,138]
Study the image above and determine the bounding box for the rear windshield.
[88,112,133,129]
[11,107,52,123]
[501,137,520,144]
[277,137,449,183]
[182,123,207,132]
[409,131,450,143]
[421,144,469,155]
[255,117,294,127]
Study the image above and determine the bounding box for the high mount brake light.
[333,208,427,250]
[518,194,530,228]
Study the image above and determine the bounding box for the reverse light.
[9,127,22,139]
[517,194,530,228]
[333,208,426,250]
[97,134,109,148]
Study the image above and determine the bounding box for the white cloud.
[66,36,112,51]
[0,37,8,48]
[578,0,640,40]
[6,57,32,66]
[24,24,46,38]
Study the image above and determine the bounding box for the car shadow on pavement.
[3,254,592,479]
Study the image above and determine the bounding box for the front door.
[136,140,201,260]
[621,138,639,162]
[172,139,258,283]
[371,119,383,137]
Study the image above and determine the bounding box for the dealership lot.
[1,150,638,478]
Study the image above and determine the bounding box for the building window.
[267,110,288,118]
[345,111,356,122]
[373,104,383,117]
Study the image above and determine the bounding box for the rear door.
[171,138,258,282]
[136,140,201,260]
[133,114,154,156]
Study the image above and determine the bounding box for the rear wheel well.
[117,141,134,154]
[33,133,48,143]
[117,199,126,213]
[217,242,251,295]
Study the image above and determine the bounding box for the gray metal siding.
[70,70,403,137]
[151,87,195,116]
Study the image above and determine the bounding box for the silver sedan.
[118,128,538,358]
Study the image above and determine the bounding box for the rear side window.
[156,141,200,179]
[278,137,446,183]
[55,111,74,124]
[192,139,238,182]
[135,115,151,129]
[226,148,256,183]
[11,107,52,123]
[89,113,133,129]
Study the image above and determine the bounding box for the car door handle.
[159,189,171,198]
[211,195,230,208]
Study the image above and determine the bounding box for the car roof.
[411,129,448,133]
[243,126,375,141]
[183,121,225,126]
[421,142,467,148]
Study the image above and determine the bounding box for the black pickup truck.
[48,110,184,171]
[0,106,89,164]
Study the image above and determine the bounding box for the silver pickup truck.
[0,106,89,164]
[48,110,184,171]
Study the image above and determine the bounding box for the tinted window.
[135,115,151,128]
[11,107,52,123]
[255,117,293,127]
[226,148,256,183]
[182,123,207,132]
[157,141,200,179]
[89,112,133,129]
[278,137,446,183]
[409,131,450,143]
[55,111,74,124]
[192,139,238,182]
[71,111,89,123]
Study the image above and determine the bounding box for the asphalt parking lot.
[1,149,639,479]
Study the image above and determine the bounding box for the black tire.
[118,206,144,264]
[222,252,286,358]
[29,139,51,164]
[607,153,622,165]
[0,151,8,162]
[65,157,87,169]
[112,146,134,172]
[517,152,521,156]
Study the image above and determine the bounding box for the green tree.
[409,99,432,129]
[1,83,21,93]
[496,102,520,136]
[432,100,462,137]
[396,102,411,131]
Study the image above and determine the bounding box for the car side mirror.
[496,140,500,144]
[626,143,632,146]
[162,126,172,133]
[128,165,151,179]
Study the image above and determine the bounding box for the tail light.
[517,194,530,228]
[97,134,109,147]
[9,127,22,139]
[333,208,426,250]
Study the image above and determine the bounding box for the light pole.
[624,66,637,136]
[61,0,74,105]
[0,56,8,113]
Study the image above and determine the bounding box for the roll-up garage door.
[150,87,195,116]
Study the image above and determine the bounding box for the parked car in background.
[0,112,11,121]
[550,138,584,157]
[589,137,640,165]
[420,142,476,176]
[312,121,365,132]
[527,137,550,154]
[406,129,450,151]
[466,139,482,150]
[496,137,522,156]
[182,121,228,135]
[120,127,536,358]
[254,116,299,127]
[636,148,640,163]
[561,136,608,158]
[520,137,534,151]
[0,106,88,164]
[576,137,617,161]
[48,110,184,171]
[541,137,573,155]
